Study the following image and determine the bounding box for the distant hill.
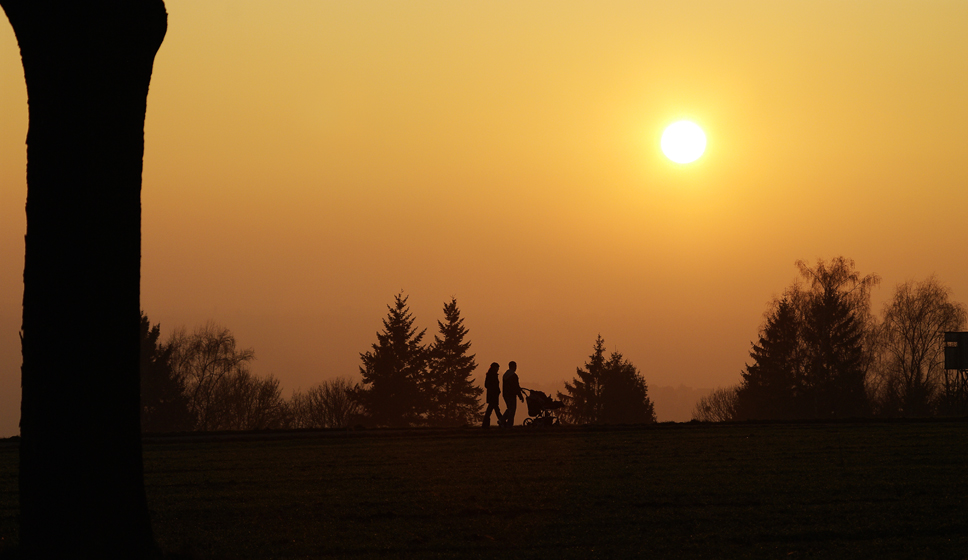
[650,385,714,423]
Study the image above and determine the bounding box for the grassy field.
[1,420,967,559]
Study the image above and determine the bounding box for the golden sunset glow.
[3,1,968,435]
[661,121,706,164]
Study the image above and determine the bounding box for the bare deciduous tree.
[291,377,362,429]
[692,385,739,422]
[167,322,285,431]
[168,322,254,430]
[219,368,286,431]
[874,276,967,416]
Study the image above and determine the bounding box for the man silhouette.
[502,361,525,426]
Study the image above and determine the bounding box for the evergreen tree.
[356,293,427,427]
[139,312,192,433]
[425,297,483,426]
[559,335,655,424]
[801,284,869,418]
[737,257,878,420]
[735,296,805,420]
[797,257,876,418]
[558,335,608,424]
[600,351,657,424]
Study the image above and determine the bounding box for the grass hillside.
[2,420,966,558]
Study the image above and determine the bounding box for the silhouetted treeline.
[140,293,484,431]
[558,335,657,424]
[693,258,968,422]
[140,316,365,432]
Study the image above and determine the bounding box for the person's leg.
[504,400,516,426]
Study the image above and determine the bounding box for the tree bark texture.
[1,1,167,557]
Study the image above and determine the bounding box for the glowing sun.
[661,121,706,164]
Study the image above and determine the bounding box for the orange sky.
[2,1,967,435]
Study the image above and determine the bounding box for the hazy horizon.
[3,0,967,437]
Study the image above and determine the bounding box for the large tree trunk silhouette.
[1,1,167,557]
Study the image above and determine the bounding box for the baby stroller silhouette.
[521,388,563,426]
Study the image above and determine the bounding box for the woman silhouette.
[482,362,504,427]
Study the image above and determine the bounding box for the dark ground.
[1,419,966,559]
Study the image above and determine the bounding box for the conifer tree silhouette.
[559,335,656,424]
[736,257,878,420]
[599,351,656,424]
[426,297,483,426]
[559,335,607,424]
[356,293,427,427]
[736,297,805,420]
[140,312,192,433]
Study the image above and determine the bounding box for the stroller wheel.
[523,418,533,426]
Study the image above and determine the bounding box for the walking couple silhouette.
[483,361,525,427]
